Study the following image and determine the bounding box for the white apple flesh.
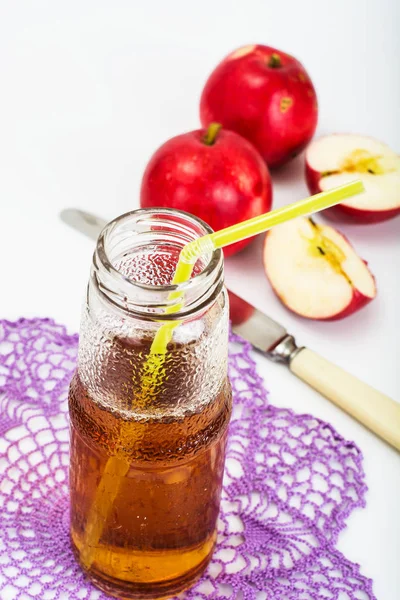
[263,217,376,321]
[306,134,400,223]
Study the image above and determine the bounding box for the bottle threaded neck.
[92,208,224,320]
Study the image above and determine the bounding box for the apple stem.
[203,123,222,145]
[268,53,282,68]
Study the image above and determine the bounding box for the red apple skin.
[200,44,318,168]
[263,233,376,321]
[227,289,255,325]
[313,288,374,321]
[140,127,272,257]
[306,162,400,224]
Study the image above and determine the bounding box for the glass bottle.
[68,208,232,599]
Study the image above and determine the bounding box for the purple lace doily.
[0,318,375,600]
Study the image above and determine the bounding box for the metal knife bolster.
[269,335,304,364]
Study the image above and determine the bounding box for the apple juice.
[68,208,231,599]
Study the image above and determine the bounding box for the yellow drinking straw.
[80,180,364,568]
[147,179,365,356]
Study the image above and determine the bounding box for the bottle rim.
[92,207,224,320]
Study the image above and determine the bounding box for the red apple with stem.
[263,217,376,321]
[140,123,272,256]
[200,44,318,168]
[306,134,400,223]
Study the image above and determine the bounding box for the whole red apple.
[140,124,272,256]
[200,45,318,168]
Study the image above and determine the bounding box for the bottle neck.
[91,208,224,322]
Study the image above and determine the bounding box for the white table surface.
[0,1,399,598]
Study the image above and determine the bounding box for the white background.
[0,1,399,598]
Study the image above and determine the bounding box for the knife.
[60,208,400,450]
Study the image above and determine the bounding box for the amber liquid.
[69,335,231,599]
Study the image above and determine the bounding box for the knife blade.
[60,207,400,450]
[60,208,108,241]
[59,208,293,357]
[227,290,291,357]
[59,209,295,358]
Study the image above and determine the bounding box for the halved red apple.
[263,217,376,320]
[306,134,400,223]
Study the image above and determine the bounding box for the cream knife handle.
[290,348,400,451]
